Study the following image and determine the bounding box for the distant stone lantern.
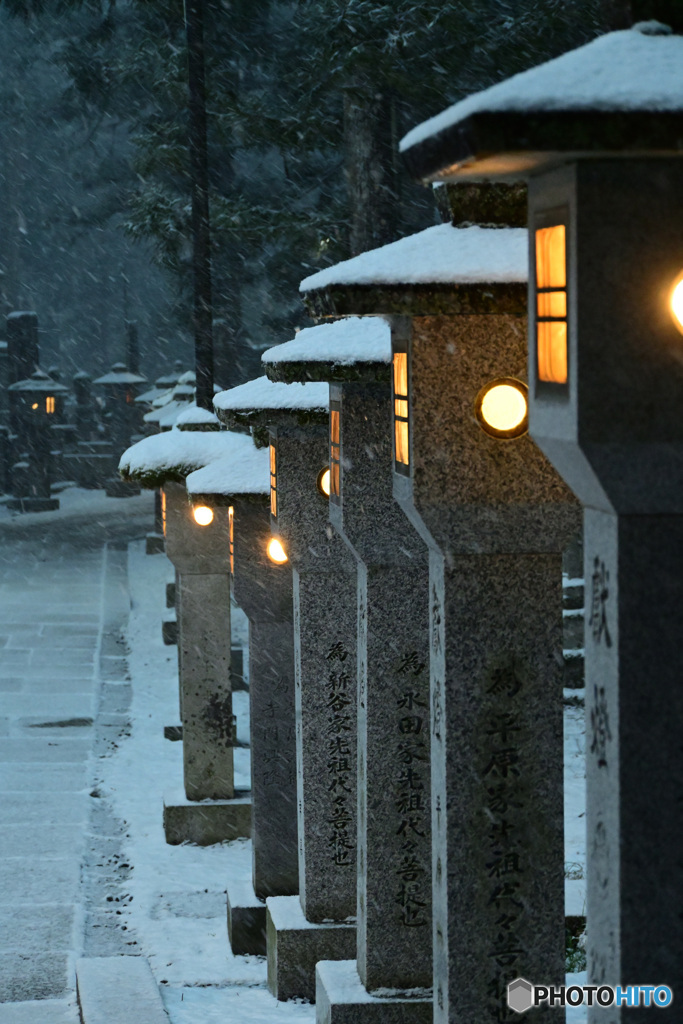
[185,442,299,957]
[214,376,358,1003]
[401,17,683,1019]
[7,369,69,512]
[119,428,256,846]
[301,186,579,1023]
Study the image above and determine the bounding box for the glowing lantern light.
[670,272,683,335]
[535,223,568,385]
[267,537,288,564]
[393,351,410,469]
[193,504,214,526]
[475,378,529,439]
[317,466,331,498]
[31,403,39,410]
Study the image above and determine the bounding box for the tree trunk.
[343,78,398,258]
[185,0,214,410]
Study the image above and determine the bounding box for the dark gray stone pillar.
[527,159,683,1021]
[227,496,298,955]
[319,380,432,1024]
[266,425,358,1002]
[161,480,250,845]
[392,310,579,1024]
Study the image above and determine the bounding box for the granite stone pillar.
[525,159,683,1021]
[399,306,578,1024]
[161,479,250,844]
[267,424,358,1001]
[300,197,578,1023]
[262,318,432,1021]
[213,378,357,1000]
[227,495,298,954]
[329,381,431,1022]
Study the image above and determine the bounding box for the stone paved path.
[0,496,152,1021]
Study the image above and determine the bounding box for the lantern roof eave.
[214,376,329,431]
[262,316,392,384]
[400,27,683,184]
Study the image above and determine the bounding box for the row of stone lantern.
[120,16,683,1024]
[120,186,577,1021]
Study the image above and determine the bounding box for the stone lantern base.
[315,961,432,1024]
[162,789,251,846]
[6,496,60,513]
[266,896,356,1002]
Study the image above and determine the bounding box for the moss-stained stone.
[303,282,527,320]
[435,182,528,228]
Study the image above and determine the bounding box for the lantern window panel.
[535,219,569,387]
[46,396,55,414]
[270,442,278,518]
[330,405,341,501]
[228,506,234,576]
[392,350,410,475]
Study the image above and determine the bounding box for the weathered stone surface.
[266,896,356,1003]
[431,553,565,1022]
[162,481,234,802]
[387,310,578,1024]
[316,960,432,1024]
[225,496,298,955]
[329,382,432,995]
[162,791,250,846]
[232,497,298,900]
[266,422,359,999]
[177,572,233,801]
[527,160,683,1013]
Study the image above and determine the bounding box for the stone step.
[76,956,167,1024]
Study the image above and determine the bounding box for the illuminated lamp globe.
[317,466,331,498]
[670,272,683,335]
[193,504,214,526]
[475,378,528,440]
[267,537,288,564]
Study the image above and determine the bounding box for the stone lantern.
[7,369,69,512]
[119,428,255,845]
[400,18,683,1019]
[301,193,579,1023]
[214,376,358,1002]
[93,362,148,451]
[186,443,300,956]
[263,316,433,1022]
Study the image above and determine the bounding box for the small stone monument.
[400,18,683,1015]
[301,189,578,1023]
[215,376,358,1002]
[7,369,69,512]
[186,443,299,956]
[263,316,433,1022]
[119,426,255,845]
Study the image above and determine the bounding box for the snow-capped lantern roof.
[93,362,147,386]
[119,427,255,488]
[8,369,69,393]
[175,404,221,431]
[262,317,392,384]
[300,223,528,319]
[214,376,329,430]
[185,446,270,502]
[400,24,683,183]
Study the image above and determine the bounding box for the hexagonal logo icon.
[508,977,534,1014]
